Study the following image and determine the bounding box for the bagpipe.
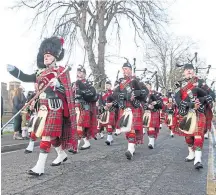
[1,65,72,132]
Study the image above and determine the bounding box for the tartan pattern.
[76,103,91,127]
[194,137,204,150]
[180,77,198,101]
[56,67,78,150]
[149,111,160,128]
[37,66,78,150]
[40,140,51,153]
[89,102,98,138]
[205,105,213,130]
[173,112,206,136]
[39,99,63,137]
[185,136,194,146]
[75,102,98,139]
[125,130,144,144]
[117,101,143,131]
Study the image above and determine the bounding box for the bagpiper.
[143,81,163,149]
[174,63,213,169]
[197,79,215,139]
[7,36,77,176]
[164,91,176,137]
[160,96,168,129]
[97,80,116,145]
[24,85,38,154]
[68,65,98,153]
[113,62,147,160]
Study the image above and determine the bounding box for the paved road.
[1,126,209,195]
[1,134,40,153]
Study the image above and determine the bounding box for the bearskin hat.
[38,36,65,61]
[37,51,45,69]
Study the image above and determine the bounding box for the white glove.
[50,78,61,88]
[7,64,15,72]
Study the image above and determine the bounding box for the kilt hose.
[39,99,63,138]
[205,105,213,133]
[98,110,116,133]
[117,102,143,144]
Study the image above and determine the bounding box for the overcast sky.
[1,0,216,91]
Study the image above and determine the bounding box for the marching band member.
[138,81,149,135]
[68,65,98,153]
[97,81,116,145]
[7,36,77,176]
[174,63,212,169]
[143,81,162,149]
[160,96,168,129]
[113,62,147,160]
[165,92,176,137]
[198,79,215,139]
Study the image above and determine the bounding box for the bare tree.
[13,0,169,88]
[144,33,197,93]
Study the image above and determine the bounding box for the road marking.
[1,146,39,155]
[207,123,216,195]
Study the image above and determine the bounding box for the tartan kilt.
[117,102,143,131]
[100,111,116,127]
[173,112,206,136]
[76,103,91,128]
[205,106,213,130]
[149,111,160,128]
[40,99,63,137]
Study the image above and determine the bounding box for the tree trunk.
[96,2,107,91]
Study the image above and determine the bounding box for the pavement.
[207,122,216,195]
[1,125,212,195]
[1,134,40,153]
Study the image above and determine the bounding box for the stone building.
[1,81,21,112]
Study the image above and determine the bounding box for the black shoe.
[194,162,203,169]
[68,149,77,154]
[148,144,154,149]
[125,151,132,160]
[105,140,111,146]
[51,157,68,166]
[24,149,33,154]
[27,170,43,176]
[80,146,90,150]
